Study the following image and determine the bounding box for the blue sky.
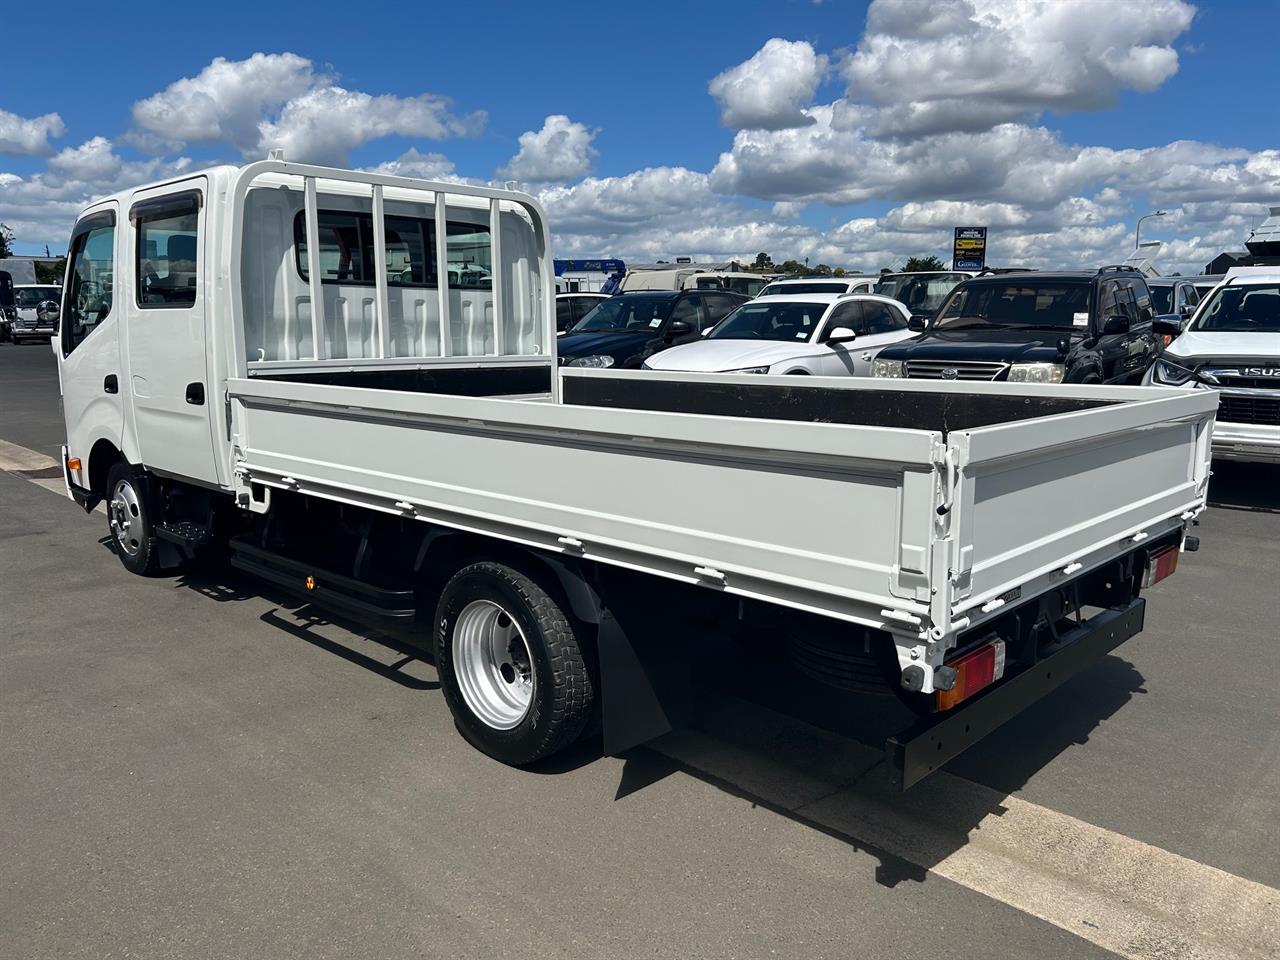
[2,0,1278,272]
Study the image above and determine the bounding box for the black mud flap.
[596,589,696,756]
[887,598,1146,790]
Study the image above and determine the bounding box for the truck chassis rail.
[887,598,1146,789]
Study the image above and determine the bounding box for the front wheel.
[434,561,594,765]
[106,463,161,576]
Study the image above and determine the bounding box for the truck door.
[60,207,123,476]
[125,180,219,485]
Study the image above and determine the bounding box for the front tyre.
[106,463,161,576]
[435,561,594,765]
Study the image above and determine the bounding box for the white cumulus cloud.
[499,115,597,183]
[709,39,829,130]
[129,52,484,165]
[0,109,65,156]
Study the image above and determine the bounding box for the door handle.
[185,382,205,405]
[103,374,118,394]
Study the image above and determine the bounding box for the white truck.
[56,160,1216,787]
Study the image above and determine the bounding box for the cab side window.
[668,296,703,330]
[62,212,116,356]
[824,300,862,336]
[861,301,907,334]
[1125,280,1153,324]
[134,191,201,308]
[1098,281,1124,327]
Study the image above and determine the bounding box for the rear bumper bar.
[887,598,1145,789]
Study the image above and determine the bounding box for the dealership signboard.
[953,227,987,271]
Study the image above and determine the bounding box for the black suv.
[557,289,748,369]
[871,267,1176,385]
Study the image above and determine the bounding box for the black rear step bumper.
[887,598,1146,790]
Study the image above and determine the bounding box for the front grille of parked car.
[1206,367,1280,391]
[1218,395,1280,425]
[905,360,1008,380]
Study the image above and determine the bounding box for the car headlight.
[566,355,615,368]
[1150,357,1194,386]
[722,365,770,375]
[871,358,905,378]
[1008,362,1065,384]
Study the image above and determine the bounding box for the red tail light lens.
[1144,544,1179,588]
[936,638,1006,711]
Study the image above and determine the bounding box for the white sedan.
[641,293,914,377]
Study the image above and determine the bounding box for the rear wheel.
[435,561,594,765]
[106,463,160,576]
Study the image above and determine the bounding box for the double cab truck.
[55,160,1215,788]
[872,267,1174,385]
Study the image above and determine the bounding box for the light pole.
[1135,210,1167,249]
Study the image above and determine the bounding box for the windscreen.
[934,282,1090,329]
[707,300,827,342]
[759,281,847,296]
[1192,284,1280,332]
[572,295,674,333]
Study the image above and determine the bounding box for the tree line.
[749,252,946,275]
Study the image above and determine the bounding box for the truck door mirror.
[824,326,857,344]
[1151,316,1182,338]
[908,316,928,332]
[666,319,694,338]
[1101,315,1129,336]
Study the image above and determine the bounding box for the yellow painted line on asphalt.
[658,699,1280,960]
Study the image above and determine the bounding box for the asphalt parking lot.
[2,342,1278,959]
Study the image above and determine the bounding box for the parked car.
[755,276,878,297]
[1143,271,1280,463]
[9,284,62,344]
[642,294,912,377]
[872,271,972,317]
[1145,276,1203,322]
[555,292,610,334]
[871,267,1173,384]
[557,289,748,368]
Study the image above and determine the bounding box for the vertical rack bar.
[434,192,450,357]
[303,176,325,360]
[371,183,389,359]
[489,197,504,356]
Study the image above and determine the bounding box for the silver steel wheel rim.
[109,479,143,557]
[452,599,535,730]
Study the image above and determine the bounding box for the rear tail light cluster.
[936,638,1006,711]
[1144,544,1179,588]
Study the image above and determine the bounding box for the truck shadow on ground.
[1207,461,1280,512]
[593,645,1147,887]
[120,540,1146,892]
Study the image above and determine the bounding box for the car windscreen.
[759,281,846,296]
[1148,285,1174,314]
[934,282,1090,329]
[873,275,964,314]
[1191,285,1280,333]
[572,295,674,333]
[15,287,61,307]
[707,301,827,342]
